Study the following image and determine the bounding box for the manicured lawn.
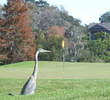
[0,61,110,100]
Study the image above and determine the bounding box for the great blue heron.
[20,48,51,95]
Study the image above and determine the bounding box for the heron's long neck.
[32,51,39,80]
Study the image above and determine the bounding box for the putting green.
[0,61,110,79]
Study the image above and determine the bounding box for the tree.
[86,32,110,62]
[0,5,3,19]
[31,2,86,61]
[0,0,35,64]
[35,29,64,61]
[64,25,86,61]
[99,11,110,23]
[26,0,35,2]
[35,0,49,7]
[27,1,87,62]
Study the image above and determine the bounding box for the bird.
[20,48,51,95]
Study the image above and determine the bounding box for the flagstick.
[62,48,65,71]
[61,40,65,72]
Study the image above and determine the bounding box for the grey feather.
[20,48,50,95]
[21,76,36,95]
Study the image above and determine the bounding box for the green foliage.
[35,0,49,7]
[76,50,103,62]
[28,1,87,62]
[36,30,64,61]
[86,32,110,62]
[94,32,109,40]
[99,11,110,23]
[102,56,110,62]
[26,0,35,2]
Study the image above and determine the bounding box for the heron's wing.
[21,76,36,95]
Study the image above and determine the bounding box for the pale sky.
[0,0,110,24]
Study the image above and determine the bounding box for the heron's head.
[35,48,51,60]
[38,48,51,53]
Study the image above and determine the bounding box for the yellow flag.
[61,40,65,48]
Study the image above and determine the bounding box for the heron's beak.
[42,49,51,53]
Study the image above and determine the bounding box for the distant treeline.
[0,0,110,64]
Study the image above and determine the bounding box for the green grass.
[0,61,110,100]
